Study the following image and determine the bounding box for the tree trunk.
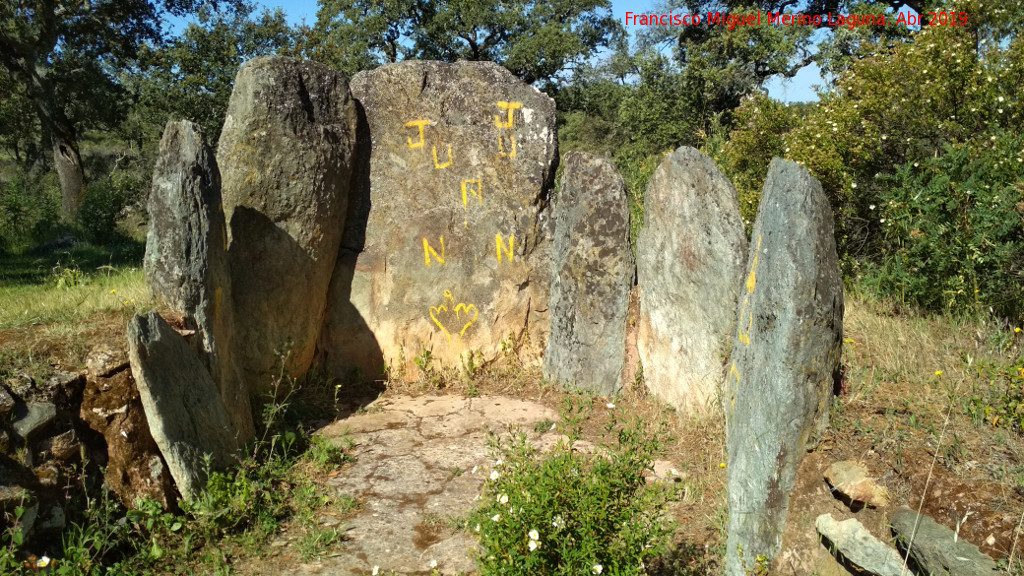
[51,130,85,216]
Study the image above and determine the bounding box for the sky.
[250,0,823,102]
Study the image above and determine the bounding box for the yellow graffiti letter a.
[405,120,430,149]
[461,179,482,207]
[423,236,445,267]
[495,233,515,263]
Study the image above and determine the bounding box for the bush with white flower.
[470,397,677,575]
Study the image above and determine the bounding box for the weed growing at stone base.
[470,398,678,576]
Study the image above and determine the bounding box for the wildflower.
[843,338,855,344]
[851,182,857,188]
[430,560,438,569]
[528,540,539,551]
[37,556,51,568]
[869,204,875,210]
[670,468,679,476]
[109,289,116,294]
[593,564,604,574]
[372,567,380,576]
[550,422,557,431]
[490,470,500,481]
[552,515,565,529]
[935,370,943,376]
[491,514,501,522]
[529,529,540,541]
[1015,327,1021,333]
[495,458,504,467]
[499,494,509,504]
[720,462,726,468]
[475,523,481,532]
[606,402,615,409]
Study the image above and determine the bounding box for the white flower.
[492,514,501,522]
[851,182,857,189]
[670,468,679,476]
[490,470,500,481]
[880,218,886,223]
[475,523,481,533]
[495,458,504,466]
[372,567,380,576]
[499,494,509,504]
[606,403,615,409]
[999,96,1005,102]
[529,540,539,551]
[869,204,875,210]
[593,564,604,574]
[552,515,565,529]
[550,422,557,431]
[38,557,51,568]
[430,560,438,569]
[529,529,540,541]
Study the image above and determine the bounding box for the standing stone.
[144,120,253,440]
[636,146,747,413]
[320,61,557,379]
[724,159,844,576]
[127,312,243,501]
[218,56,357,388]
[543,152,632,395]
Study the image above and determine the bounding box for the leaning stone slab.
[636,146,747,413]
[145,120,253,439]
[127,312,243,501]
[891,509,1000,576]
[543,152,632,395]
[816,514,905,576]
[218,56,357,388]
[320,61,557,379]
[724,159,844,576]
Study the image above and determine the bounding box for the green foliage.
[311,0,621,88]
[76,170,145,244]
[470,398,677,576]
[866,134,1024,317]
[718,93,798,228]
[966,350,1024,436]
[136,2,297,146]
[0,171,61,251]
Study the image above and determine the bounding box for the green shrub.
[0,171,61,251]
[76,170,145,244]
[867,133,1024,318]
[471,399,677,576]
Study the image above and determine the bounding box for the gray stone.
[145,120,253,439]
[724,159,844,576]
[891,509,999,576]
[218,56,357,390]
[0,383,13,418]
[127,311,243,500]
[12,402,56,440]
[636,146,747,414]
[544,152,633,395]
[85,343,128,378]
[816,514,905,576]
[4,373,33,399]
[320,60,557,380]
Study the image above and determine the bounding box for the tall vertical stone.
[636,146,747,413]
[319,61,557,379]
[724,159,844,575]
[218,56,357,388]
[127,312,243,501]
[144,120,253,440]
[543,152,632,395]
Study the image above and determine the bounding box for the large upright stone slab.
[144,120,253,439]
[636,146,747,413]
[724,159,844,576]
[218,56,357,388]
[127,312,243,501]
[320,61,557,379]
[543,152,632,395]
